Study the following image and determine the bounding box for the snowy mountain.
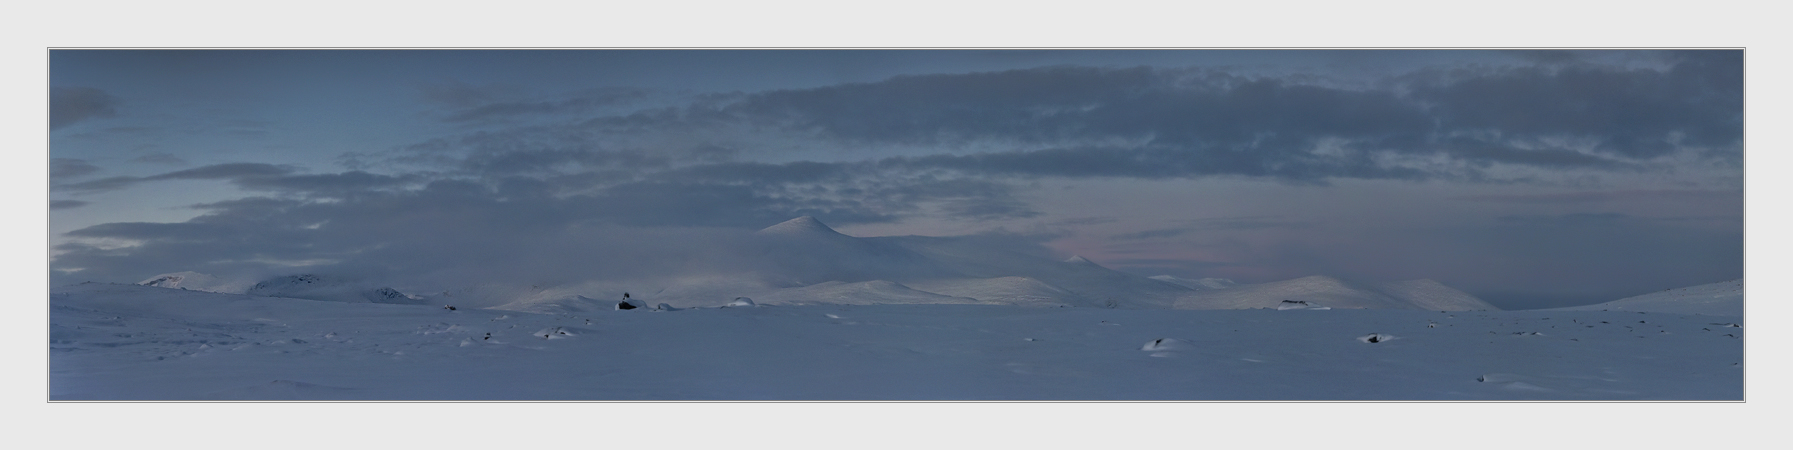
[245,274,425,305]
[1547,279,1743,316]
[754,216,963,285]
[137,271,257,294]
[127,217,1494,312]
[1173,275,1496,311]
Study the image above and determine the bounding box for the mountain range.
[133,216,1499,312]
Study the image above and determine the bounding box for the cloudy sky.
[47,49,1742,309]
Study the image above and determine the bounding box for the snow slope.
[753,280,984,305]
[1548,279,1744,316]
[49,281,1741,400]
[885,234,1196,309]
[1148,275,1237,290]
[904,276,1092,308]
[1173,276,1496,311]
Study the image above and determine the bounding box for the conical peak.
[1063,255,1095,265]
[758,216,845,236]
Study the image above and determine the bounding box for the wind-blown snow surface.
[51,282,1741,400]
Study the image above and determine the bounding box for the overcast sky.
[46,49,1742,309]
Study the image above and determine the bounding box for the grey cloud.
[392,127,680,177]
[57,163,296,193]
[1503,50,1588,65]
[706,58,1737,182]
[665,161,850,186]
[130,153,188,165]
[54,163,409,198]
[50,158,101,179]
[231,171,420,197]
[1409,52,1741,159]
[938,197,1040,221]
[50,86,120,130]
[882,145,1430,182]
[443,88,650,123]
[1112,216,1310,240]
[1434,136,1627,169]
[1456,189,1738,204]
[145,163,295,180]
[1053,216,1119,226]
[1112,228,1193,240]
[49,200,89,210]
[1495,212,1631,226]
[59,176,143,193]
[418,81,509,107]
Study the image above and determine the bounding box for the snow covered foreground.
[50,283,1741,400]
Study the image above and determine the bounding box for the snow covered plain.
[50,281,1742,400]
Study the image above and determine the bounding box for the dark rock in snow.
[1277,300,1331,311]
[1358,333,1395,343]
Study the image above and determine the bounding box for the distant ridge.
[1548,279,1742,316]
[135,217,1500,311]
[136,271,255,294]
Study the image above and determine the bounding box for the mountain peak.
[1063,255,1097,265]
[758,216,846,236]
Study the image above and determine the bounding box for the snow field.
[50,283,1741,400]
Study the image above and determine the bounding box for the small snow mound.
[1357,333,1395,343]
[533,327,579,339]
[1140,338,1193,351]
[1277,300,1331,310]
[1476,373,1518,383]
[655,303,677,311]
[724,297,756,307]
[1476,374,1552,392]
